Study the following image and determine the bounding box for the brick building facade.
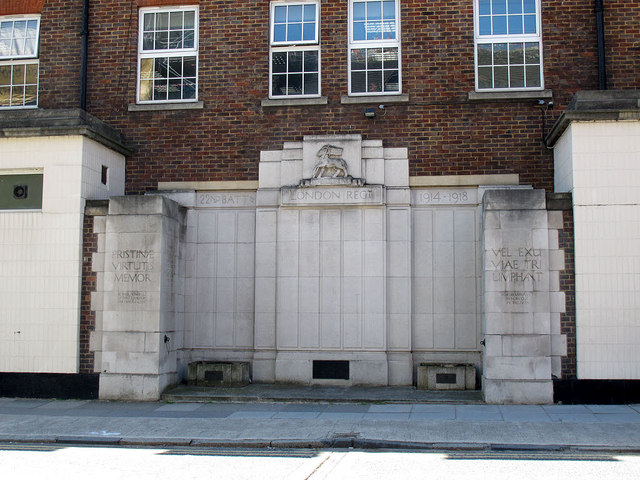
[0,1,639,402]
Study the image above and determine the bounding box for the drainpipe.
[595,0,607,90]
[80,0,89,110]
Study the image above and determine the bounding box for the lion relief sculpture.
[312,145,349,179]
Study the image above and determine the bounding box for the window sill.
[261,96,328,107]
[467,90,553,102]
[341,94,409,105]
[128,101,204,112]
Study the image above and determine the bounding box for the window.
[348,0,400,95]
[0,16,40,108]
[474,0,543,91]
[137,6,198,103]
[269,1,320,98]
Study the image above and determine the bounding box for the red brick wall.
[604,1,640,89]
[33,1,629,195]
[37,0,84,109]
[79,213,98,374]
[559,208,577,379]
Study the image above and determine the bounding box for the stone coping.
[0,108,133,156]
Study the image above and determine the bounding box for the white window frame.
[269,1,321,99]
[0,15,40,109]
[473,0,544,92]
[348,0,401,96]
[136,6,199,104]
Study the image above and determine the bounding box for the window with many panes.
[270,1,320,98]
[474,0,543,91]
[137,6,198,103]
[348,0,400,95]
[0,16,40,108]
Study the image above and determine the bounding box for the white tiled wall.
[555,121,640,379]
[0,136,125,373]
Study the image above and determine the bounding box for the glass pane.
[367,48,382,69]
[0,39,10,56]
[139,80,152,101]
[508,0,523,14]
[304,73,318,94]
[303,23,315,41]
[383,48,398,68]
[525,42,539,63]
[168,78,182,100]
[304,5,316,22]
[170,12,183,30]
[383,70,399,91]
[351,71,366,92]
[14,21,27,38]
[155,31,169,50]
[288,51,303,72]
[367,21,382,40]
[288,23,302,42]
[493,43,508,65]
[274,24,286,42]
[25,63,38,84]
[288,73,302,94]
[12,85,24,105]
[354,3,366,21]
[510,66,524,87]
[477,44,492,66]
[183,78,196,99]
[383,20,396,39]
[493,16,507,35]
[143,13,155,32]
[184,11,195,29]
[155,57,168,78]
[26,20,38,38]
[12,38,23,56]
[367,71,382,92]
[304,51,318,72]
[353,22,366,41]
[526,65,540,87]
[140,58,153,79]
[0,22,12,39]
[368,1,382,20]
[157,13,169,30]
[479,0,491,15]
[183,30,194,49]
[479,17,491,35]
[12,64,24,84]
[272,52,287,73]
[494,66,508,88]
[351,49,366,70]
[0,65,10,84]
[274,6,287,24]
[508,15,523,34]
[143,32,154,50]
[492,0,507,15]
[169,31,182,49]
[289,5,302,22]
[154,79,167,100]
[183,57,196,77]
[169,57,182,78]
[383,1,395,19]
[509,43,524,64]
[24,85,37,105]
[0,86,10,105]
[478,67,492,89]
[524,14,536,34]
[272,74,286,96]
[523,0,536,14]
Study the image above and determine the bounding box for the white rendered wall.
[555,121,640,379]
[0,136,124,373]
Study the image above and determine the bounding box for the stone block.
[417,363,477,390]
[549,249,566,271]
[484,356,551,380]
[551,334,568,356]
[483,189,546,211]
[502,335,551,357]
[387,353,413,385]
[483,379,553,404]
[385,158,409,187]
[187,361,250,387]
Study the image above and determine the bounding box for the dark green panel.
[0,174,43,210]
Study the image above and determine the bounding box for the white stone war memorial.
[89,135,566,403]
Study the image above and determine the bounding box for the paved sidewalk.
[1,397,640,452]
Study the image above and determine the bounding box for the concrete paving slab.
[368,404,412,413]
[155,403,203,412]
